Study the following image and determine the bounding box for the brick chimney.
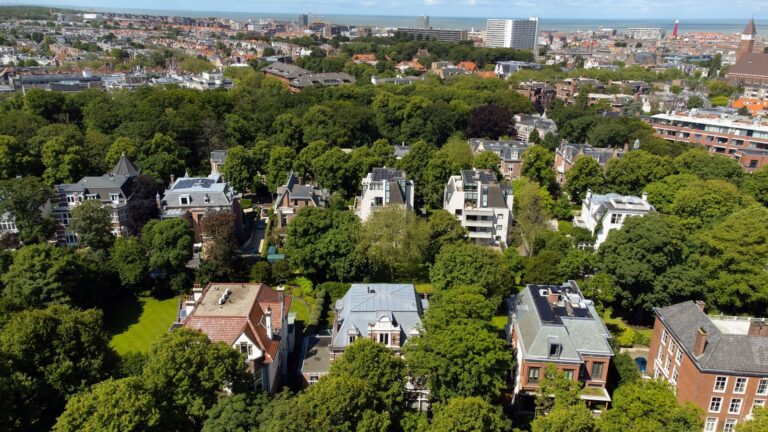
[265,306,273,339]
[694,327,708,356]
[748,319,768,337]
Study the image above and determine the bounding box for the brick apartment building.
[649,301,768,432]
[647,111,768,172]
[506,281,614,412]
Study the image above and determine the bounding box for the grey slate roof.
[110,154,139,177]
[459,169,512,208]
[162,173,237,209]
[290,72,356,89]
[654,302,768,375]
[468,139,531,162]
[57,156,139,200]
[261,61,309,80]
[332,284,427,349]
[557,143,623,166]
[274,172,329,208]
[509,282,613,362]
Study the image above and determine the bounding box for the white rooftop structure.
[573,190,655,249]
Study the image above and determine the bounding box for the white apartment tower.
[485,17,539,51]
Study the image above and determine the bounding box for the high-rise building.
[417,15,429,29]
[485,17,539,51]
[298,14,308,27]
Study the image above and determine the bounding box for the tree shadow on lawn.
[104,294,144,336]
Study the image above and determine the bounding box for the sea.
[51,6,767,35]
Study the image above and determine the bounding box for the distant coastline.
[6,4,767,35]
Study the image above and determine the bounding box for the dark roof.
[461,169,498,186]
[654,302,768,375]
[290,72,356,88]
[371,167,405,182]
[110,155,138,177]
[729,53,768,77]
[261,62,309,80]
[388,180,405,204]
[744,18,757,36]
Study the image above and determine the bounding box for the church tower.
[737,19,757,63]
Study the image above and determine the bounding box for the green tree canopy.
[522,145,557,192]
[430,242,513,302]
[644,173,700,214]
[53,377,161,432]
[0,176,53,243]
[669,179,741,229]
[0,306,116,432]
[428,397,510,432]
[736,407,768,432]
[141,218,194,274]
[1,243,82,310]
[675,149,743,185]
[565,156,604,202]
[201,392,269,432]
[603,150,676,195]
[600,380,703,432]
[742,165,768,207]
[71,199,114,250]
[221,145,258,193]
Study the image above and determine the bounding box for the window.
[610,213,621,224]
[758,379,768,396]
[563,370,574,380]
[749,160,758,168]
[657,347,664,362]
[734,378,747,394]
[348,335,356,344]
[179,196,190,205]
[455,209,462,216]
[239,342,252,357]
[309,373,319,384]
[496,214,504,221]
[709,397,722,413]
[110,193,120,203]
[671,367,679,384]
[374,197,384,207]
[714,376,728,392]
[591,362,604,380]
[496,224,503,231]
[203,194,210,203]
[64,232,77,245]
[528,367,540,383]
[661,329,668,345]
[729,398,742,415]
[60,212,71,225]
[723,419,737,432]
[752,400,766,414]
[378,333,389,345]
[254,367,263,389]
[664,356,671,372]
[704,418,718,432]
[66,194,77,204]
[675,348,683,364]
[549,343,561,358]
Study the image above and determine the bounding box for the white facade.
[485,17,539,50]
[354,168,415,221]
[573,190,655,249]
[443,169,514,247]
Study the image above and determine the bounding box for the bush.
[308,289,327,327]
[290,276,313,297]
[616,326,636,348]
[633,331,650,347]
[316,282,351,299]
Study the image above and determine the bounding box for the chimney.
[192,283,204,302]
[641,192,648,202]
[169,173,175,188]
[694,327,708,356]
[748,319,768,337]
[695,300,706,313]
[623,142,629,152]
[265,307,273,339]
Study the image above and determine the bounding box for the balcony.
[468,230,493,239]
[464,218,494,228]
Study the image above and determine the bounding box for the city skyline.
[9,0,768,20]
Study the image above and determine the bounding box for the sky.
[6,0,768,19]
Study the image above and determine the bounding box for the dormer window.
[378,333,390,345]
[179,195,190,205]
[348,335,356,344]
[549,343,562,358]
[239,342,253,356]
[110,193,120,203]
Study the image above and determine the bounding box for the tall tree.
[675,149,743,185]
[603,150,675,195]
[41,136,87,186]
[125,174,161,235]
[600,380,703,432]
[141,328,248,430]
[0,176,53,244]
[1,243,82,310]
[515,179,553,255]
[669,179,741,229]
[531,403,596,432]
[428,397,510,432]
[0,306,116,432]
[110,237,149,292]
[199,211,240,282]
[201,392,269,432]
[736,407,768,432]
[466,105,515,139]
[404,320,513,402]
[53,377,161,432]
[430,242,513,302]
[71,199,114,250]
[221,145,258,193]
[141,218,194,276]
[357,206,430,281]
[565,156,604,202]
[426,209,467,261]
[742,165,768,207]
[522,146,557,192]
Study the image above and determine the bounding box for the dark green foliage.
[0,176,53,244]
[675,149,744,185]
[466,104,515,139]
[601,379,703,432]
[603,150,676,195]
[430,242,513,302]
[1,243,82,310]
[316,281,351,299]
[201,392,269,432]
[429,397,511,432]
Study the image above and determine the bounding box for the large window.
[563,370,574,380]
[714,376,728,392]
[734,378,747,394]
[591,362,604,380]
[675,348,683,364]
[758,379,768,396]
[709,397,722,413]
[704,418,718,432]
[528,367,540,383]
[728,399,742,415]
[723,419,737,432]
[661,329,668,345]
[752,400,766,414]
[671,367,679,384]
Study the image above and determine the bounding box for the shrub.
[290,276,313,297]
[316,282,351,299]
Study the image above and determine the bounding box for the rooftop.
[193,283,262,316]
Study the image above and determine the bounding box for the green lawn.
[290,298,310,323]
[107,296,179,355]
[602,309,653,347]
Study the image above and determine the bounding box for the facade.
[573,190,654,249]
[160,172,242,244]
[485,17,540,50]
[515,114,558,142]
[624,27,664,40]
[495,61,541,79]
[273,172,329,228]
[468,138,532,180]
[554,143,625,185]
[443,169,514,247]
[506,281,614,412]
[648,111,768,172]
[516,81,557,113]
[396,28,468,43]
[180,283,292,394]
[417,15,429,30]
[354,167,415,221]
[556,78,605,104]
[649,301,768,431]
[52,155,138,246]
